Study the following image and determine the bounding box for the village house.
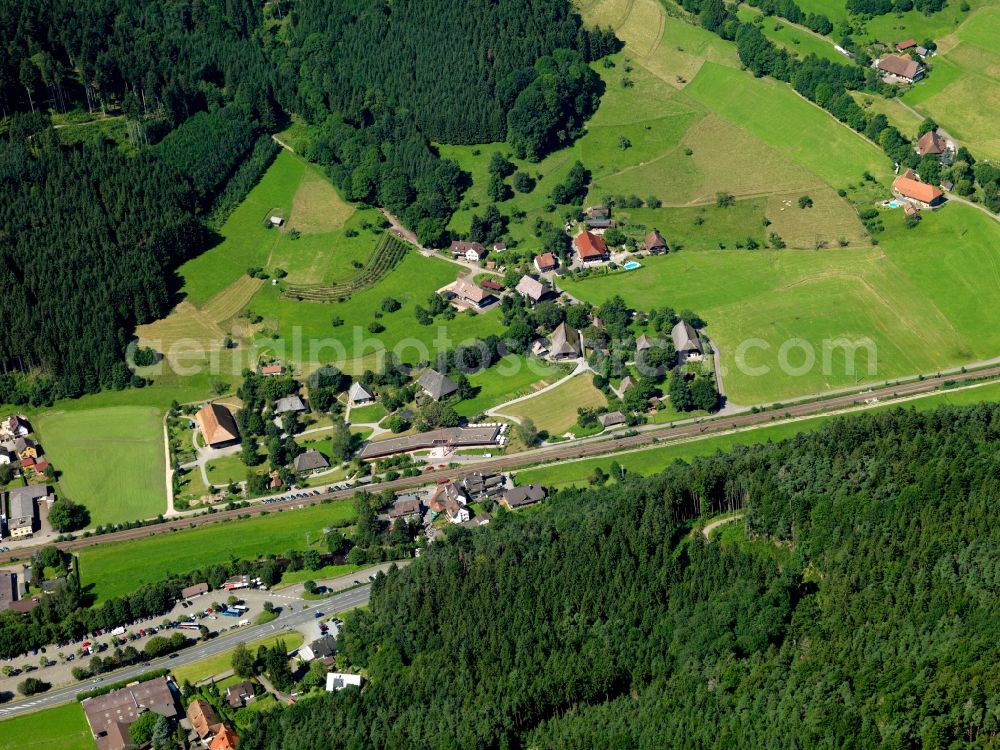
[599,411,626,429]
[672,320,704,364]
[636,333,654,352]
[187,698,224,741]
[326,672,364,692]
[644,230,668,254]
[209,726,239,750]
[13,437,38,462]
[195,403,240,448]
[451,274,494,308]
[0,445,12,465]
[573,230,610,264]
[274,394,306,415]
[461,471,506,500]
[619,376,634,393]
[388,495,424,524]
[225,681,256,709]
[916,130,948,157]
[81,676,179,750]
[450,241,488,262]
[6,484,49,539]
[0,572,17,611]
[348,380,375,406]
[417,369,458,401]
[585,216,615,231]
[548,321,583,359]
[300,634,338,662]
[515,275,546,305]
[180,582,209,599]
[294,449,330,474]
[492,242,506,253]
[531,338,550,357]
[500,484,546,510]
[892,175,945,208]
[875,54,924,83]
[0,415,31,440]
[261,363,284,376]
[534,252,558,273]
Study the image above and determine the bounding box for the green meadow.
[34,406,167,525]
[564,203,1000,404]
[896,6,1000,160]
[79,500,356,603]
[454,355,568,418]
[503,375,608,435]
[0,703,92,750]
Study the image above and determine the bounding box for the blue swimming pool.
[623,261,642,270]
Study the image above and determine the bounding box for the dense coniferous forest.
[281,0,616,243]
[0,131,205,396]
[239,404,1000,749]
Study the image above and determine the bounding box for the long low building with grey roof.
[358,425,502,460]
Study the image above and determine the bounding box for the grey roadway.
[0,584,371,720]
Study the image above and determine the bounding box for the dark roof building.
[418,369,458,401]
[549,322,582,359]
[300,634,338,661]
[82,676,178,750]
[876,55,923,82]
[388,496,423,520]
[358,425,501,460]
[500,484,546,510]
[599,411,626,429]
[0,571,17,611]
[225,681,256,708]
[671,320,703,358]
[294,449,330,474]
[348,381,375,406]
[274,395,306,414]
[180,582,209,599]
[644,230,668,254]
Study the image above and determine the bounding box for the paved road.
[2,367,999,566]
[0,585,371,720]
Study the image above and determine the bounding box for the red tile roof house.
[895,39,917,52]
[917,130,948,157]
[892,176,945,208]
[573,231,609,264]
[534,252,558,273]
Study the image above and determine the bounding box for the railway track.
[2,367,997,564]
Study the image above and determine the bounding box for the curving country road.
[0,585,371,720]
[1,367,999,566]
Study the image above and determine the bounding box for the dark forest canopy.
[0,0,281,129]
[280,0,617,243]
[0,132,206,397]
[239,403,1000,749]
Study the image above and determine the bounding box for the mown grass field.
[504,375,608,435]
[455,356,567,417]
[564,204,1000,404]
[178,150,304,306]
[515,379,1000,487]
[79,500,356,603]
[248,252,505,373]
[170,631,305,685]
[0,702,92,750]
[895,6,1000,160]
[34,406,166,525]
